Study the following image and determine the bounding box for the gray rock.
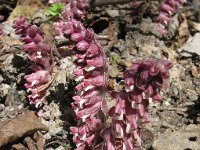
[106,10,120,17]
[180,33,200,57]
[152,124,200,150]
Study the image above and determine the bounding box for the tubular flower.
[156,0,185,34]
[98,60,172,149]
[13,17,53,107]
[54,1,107,147]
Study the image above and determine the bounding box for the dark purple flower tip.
[23,42,37,51]
[37,42,51,53]
[124,62,140,76]
[135,76,148,91]
[140,69,152,82]
[21,36,33,43]
[13,16,25,27]
[27,25,39,38]
[150,64,160,76]
[129,90,143,103]
[33,34,42,44]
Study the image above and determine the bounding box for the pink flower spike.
[156,0,186,34]
[13,17,53,108]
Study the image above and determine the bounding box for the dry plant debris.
[0,111,48,147]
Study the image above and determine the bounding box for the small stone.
[180,33,200,57]
[106,10,120,17]
[129,47,137,56]
[191,66,200,77]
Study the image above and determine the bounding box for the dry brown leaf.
[33,132,44,150]
[24,137,37,150]
[177,14,190,47]
[117,59,132,68]
[108,79,115,90]
[187,20,200,32]
[0,111,48,147]
[12,143,27,150]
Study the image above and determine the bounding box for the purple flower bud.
[23,42,37,51]
[28,25,39,38]
[37,42,51,53]
[71,32,85,42]
[76,40,89,51]
[33,34,42,44]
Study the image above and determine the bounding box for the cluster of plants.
[0,0,185,149]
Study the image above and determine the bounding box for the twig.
[96,35,110,40]
[89,0,133,6]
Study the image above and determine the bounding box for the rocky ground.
[0,0,200,150]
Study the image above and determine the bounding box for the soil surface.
[0,0,200,150]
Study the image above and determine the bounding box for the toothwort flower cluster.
[55,19,108,149]
[13,17,53,108]
[96,60,172,149]
[156,0,185,34]
[54,0,108,149]
[124,60,172,101]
